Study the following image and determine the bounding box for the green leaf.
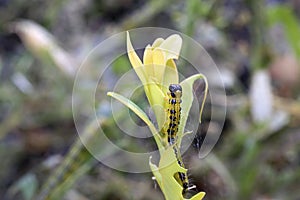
[38,140,96,200]
[107,92,163,150]
[266,5,300,58]
[47,156,93,200]
[37,119,107,200]
[178,74,208,144]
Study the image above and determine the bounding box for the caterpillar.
[166,84,190,193]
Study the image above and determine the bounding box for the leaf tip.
[107,91,113,96]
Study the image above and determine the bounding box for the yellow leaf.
[188,192,206,200]
[159,34,182,61]
[146,83,166,130]
[152,48,166,84]
[143,45,154,79]
[150,147,205,200]
[162,59,179,90]
[126,32,147,84]
[150,147,185,200]
[152,37,164,47]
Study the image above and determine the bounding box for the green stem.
[247,0,268,71]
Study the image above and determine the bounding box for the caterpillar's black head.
[169,84,182,93]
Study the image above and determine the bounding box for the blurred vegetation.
[0,0,300,200]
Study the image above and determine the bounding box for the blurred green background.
[0,0,300,199]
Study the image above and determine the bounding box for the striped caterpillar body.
[167,84,182,145]
[166,84,190,193]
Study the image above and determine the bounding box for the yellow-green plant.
[108,32,208,200]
